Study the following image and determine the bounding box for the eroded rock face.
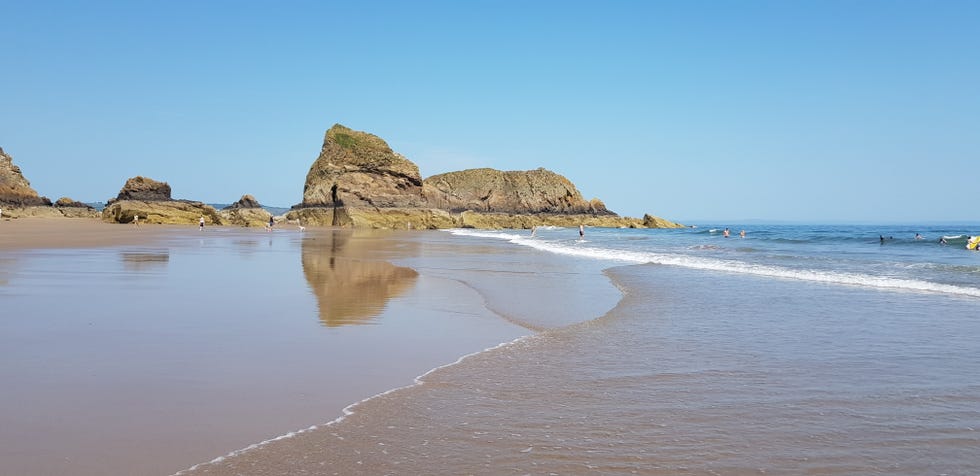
[112,176,172,202]
[102,200,222,225]
[301,124,423,208]
[0,147,51,206]
[422,167,612,215]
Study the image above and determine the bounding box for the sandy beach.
[0,217,181,250]
[0,219,560,475]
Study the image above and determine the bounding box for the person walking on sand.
[268,215,274,231]
[132,214,141,228]
[199,216,205,231]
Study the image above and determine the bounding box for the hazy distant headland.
[0,125,682,229]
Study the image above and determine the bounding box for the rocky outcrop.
[55,197,94,209]
[422,167,611,215]
[102,200,222,225]
[110,176,172,203]
[293,124,682,230]
[0,147,51,207]
[102,176,221,225]
[301,124,424,209]
[219,194,271,227]
[223,194,262,210]
[286,206,455,229]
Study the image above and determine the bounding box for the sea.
[181,223,980,475]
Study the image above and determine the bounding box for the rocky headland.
[3,124,681,229]
[0,147,99,218]
[288,123,682,229]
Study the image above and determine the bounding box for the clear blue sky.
[2,0,977,223]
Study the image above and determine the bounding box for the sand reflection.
[0,256,15,286]
[120,250,170,271]
[302,230,418,327]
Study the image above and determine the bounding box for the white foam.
[171,336,532,475]
[447,229,980,299]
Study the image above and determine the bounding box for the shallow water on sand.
[0,228,527,475]
[185,230,980,475]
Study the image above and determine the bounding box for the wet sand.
[0,220,555,475]
[0,217,178,250]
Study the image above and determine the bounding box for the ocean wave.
[448,229,980,299]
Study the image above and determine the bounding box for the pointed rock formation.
[222,194,262,210]
[219,194,272,227]
[0,147,51,206]
[301,124,424,208]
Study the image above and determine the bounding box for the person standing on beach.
[199,216,205,231]
[132,214,140,228]
[268,215,274,231]
[579,224,585,239]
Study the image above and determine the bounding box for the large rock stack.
[289,124,683,230]
[294,124,453,228]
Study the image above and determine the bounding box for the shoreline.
[175,335,534,475]
[174,229,626,474]
[1,221,571,475]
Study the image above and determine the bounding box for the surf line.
[447,229,980,299]
[171,335,534,475]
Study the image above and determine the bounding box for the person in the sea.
[723,228,730,238]
[579,224,585,239]
[915,233,923,240]
[880,235,885,244]
[939,236,948,245]
[739,230,746,238]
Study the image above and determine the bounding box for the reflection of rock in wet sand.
[120,251,170,272]
[0,256,16,286]
[302,230,418,327]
